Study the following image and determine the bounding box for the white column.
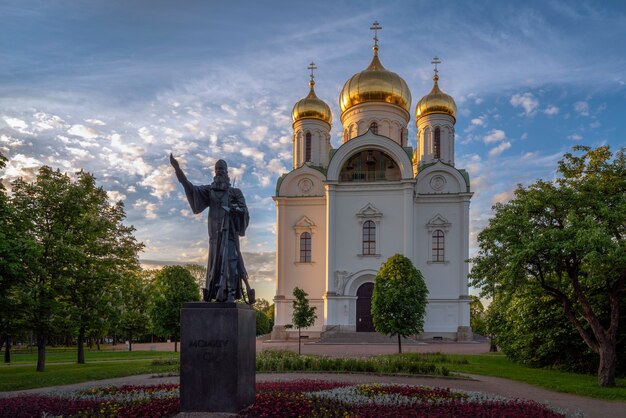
[403,182,414,257]
[324,184,336,327]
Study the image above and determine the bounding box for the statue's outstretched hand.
[170,153,180,170]
[170,153,186,183]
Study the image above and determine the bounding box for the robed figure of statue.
[170,154,255,304]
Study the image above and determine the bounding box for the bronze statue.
[170,154,255,304]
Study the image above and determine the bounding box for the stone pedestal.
[180,302,256,412]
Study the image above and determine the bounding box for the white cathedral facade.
[271,30,473,341]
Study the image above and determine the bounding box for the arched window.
[362,220,376,255]
[369,122,378,135]
[432,229,444,262]
[434,127,441,159]
[300,232,311,262]
[305,132,312,162]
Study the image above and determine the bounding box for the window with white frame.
[294,216,316,264]
[426,214,451,264]
[356,203,382,257]
[300,232,311,262]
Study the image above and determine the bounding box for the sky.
[1,0,625,302]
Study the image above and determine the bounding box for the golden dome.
[292,81,332,125]
[339,47,412,115]
[415,74,457,121]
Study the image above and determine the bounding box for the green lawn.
[0,360,178,391]
[441,353,626,401]
[4,348,178,365]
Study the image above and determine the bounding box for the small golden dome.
[292,81,332,125]
[415,74,457,121]
[339,47,412,115]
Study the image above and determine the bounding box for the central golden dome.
[339,47,412,115]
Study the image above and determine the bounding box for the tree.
[470,146,626,386]
[372,254,428,353]
[11,167,81,371]
[0,152,32,363]
[55,170,143,363]
[253,298,273,336]
[149,265,200,352]
[291,287,317,355]
[117,272,152,351]
[184,264,207,298]
[469,296,487,336]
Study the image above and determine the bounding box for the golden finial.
[307,62,317,87]
[370,21,382,55]
[431,56,441,82]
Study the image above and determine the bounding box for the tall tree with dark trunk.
[470,146,626,387]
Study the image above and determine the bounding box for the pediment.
[356,203,382,219]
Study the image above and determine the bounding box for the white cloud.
[574,101,589,116]
[133,199,159,219]
[568,133,583,141]
[510,92,539,115]
[66,147,92,160]
[33,113,65,131]
[483,129,506,144]
[543,105,559,116]
[4,117,32,135]
[0,134,24,147]
[470,117,485,126]
[85,119,106,126]
[140,164,177,199]
[488,141,511,157]
[107,190,126,204]
[240,146,265,163]
[68,124,100,139]
[221,104,237,117]
[138,127,155,144]
[247,126,269,143]
[2,153,42,184]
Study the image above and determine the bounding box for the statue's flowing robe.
[179,179,249,301]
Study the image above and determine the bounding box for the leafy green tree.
[184,263,207,298]
[0,152,33,363]
[254,298,273,336]
[149,265,200,352]
[469,296,487,336]
[291,287,317,355]
[372,254,428,353]
[57,171,143,363]
[470,146,626,386]
[11,167,79,371]
[117,272,152,351]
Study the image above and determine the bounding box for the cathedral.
[271,24,473,341]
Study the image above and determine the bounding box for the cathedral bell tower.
[291,62,332,169]
[414,57,457,171]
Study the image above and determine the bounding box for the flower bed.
[0,380,575,417]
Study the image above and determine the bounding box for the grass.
[0,359,178,391]
[4,348,178,365]
[440,353,626,401]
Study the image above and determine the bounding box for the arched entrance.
[356,282,375,332]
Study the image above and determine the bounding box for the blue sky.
[1,1,625,301]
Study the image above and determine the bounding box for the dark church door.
[356,282,375,332]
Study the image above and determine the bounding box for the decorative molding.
[297,177,314,194]
[356,203,383,221]
[426,214,451,233]
[334,270,350,296]
[429,175,446,191]
[294,215,317,234]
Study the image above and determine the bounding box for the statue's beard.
[212,173,230,190]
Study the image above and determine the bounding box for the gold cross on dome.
[431,56,442,76]
[308,62,317,83]
[370,21,382,47]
